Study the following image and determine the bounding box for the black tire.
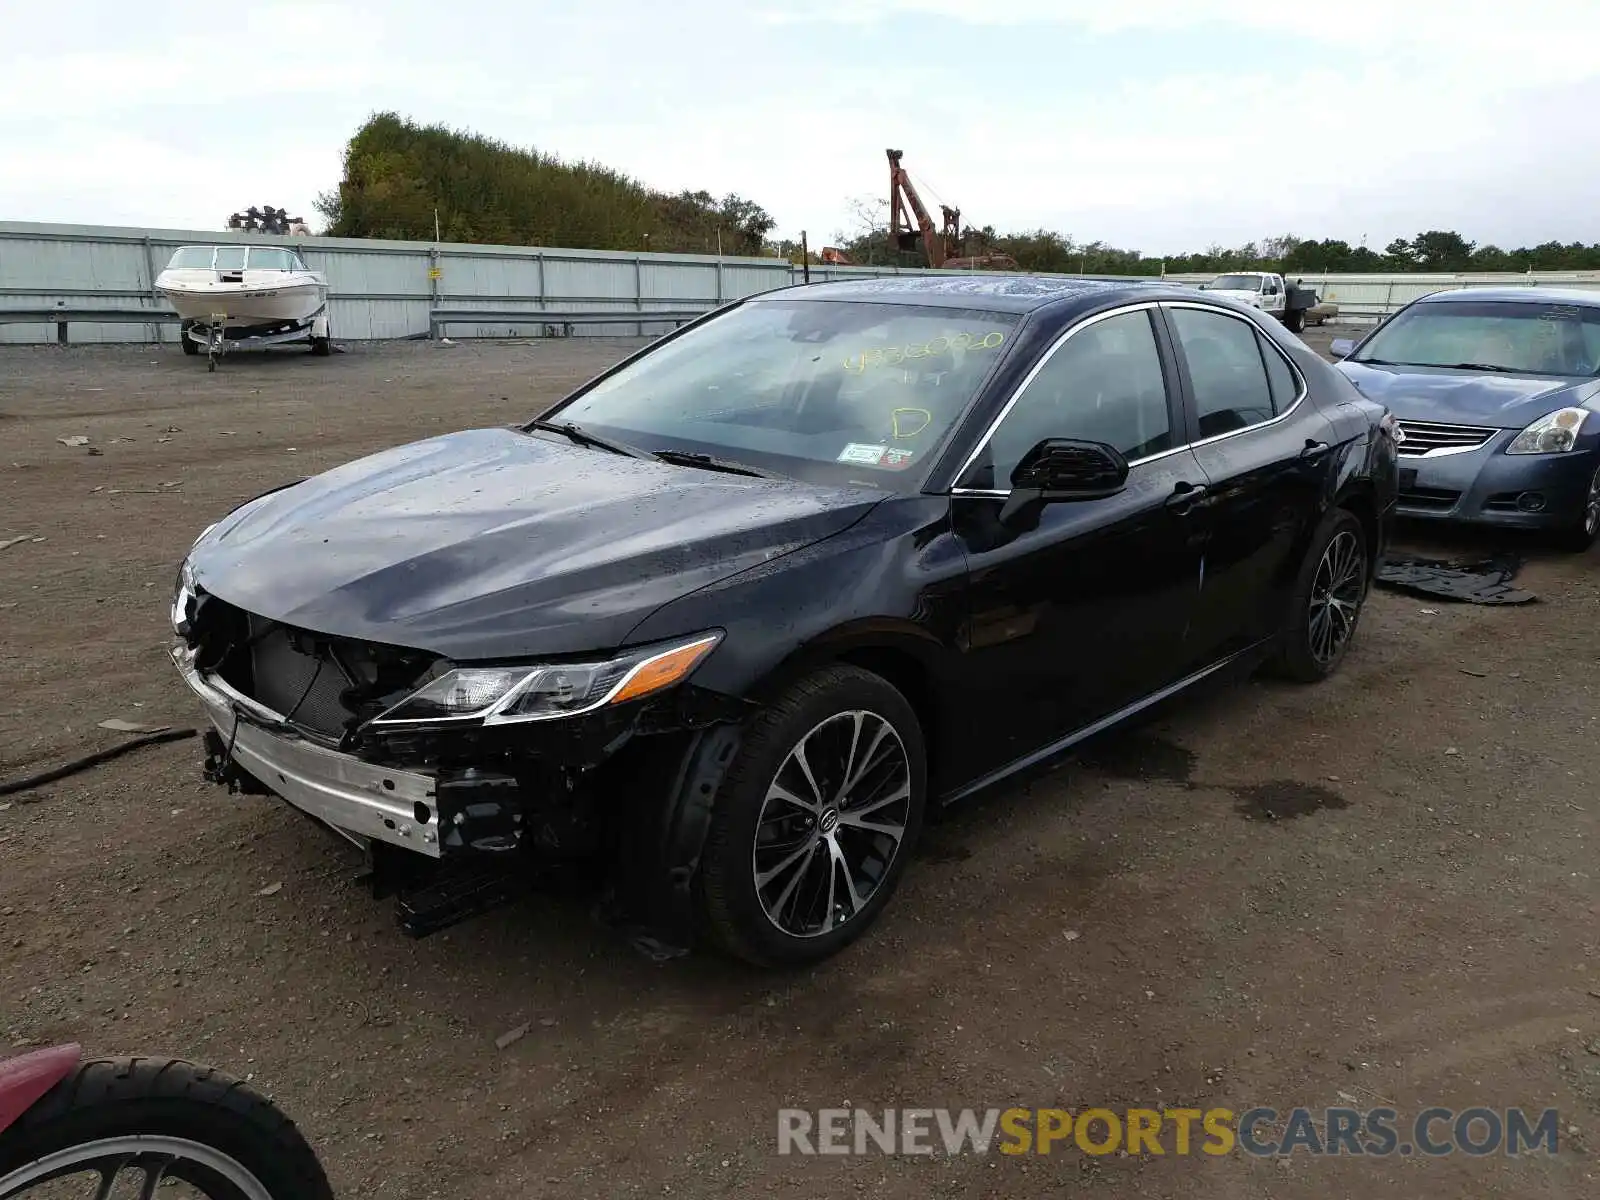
[1555,462,1600,552]
[697,663,927,967]
[1283,308,1305,333]
[1266,506,1368,683]
[0,1056,333,1199]
[180,321,200,355]
[310,336,331,357]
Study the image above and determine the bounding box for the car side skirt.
[939,640,1271,805]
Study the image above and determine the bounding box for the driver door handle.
[1300,439,1331,460]
[1166,481,1207,515]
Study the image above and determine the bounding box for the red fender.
[0,1044,81,1136]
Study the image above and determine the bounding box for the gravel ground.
[1,328,1597,1198]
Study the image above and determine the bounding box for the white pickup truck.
[1197,271,1321,333]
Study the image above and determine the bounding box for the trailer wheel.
[1284,308,1305,334]
[180,321,199,355]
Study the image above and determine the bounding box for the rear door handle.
[1166,481,1207,514]
[1300,439,1331,460]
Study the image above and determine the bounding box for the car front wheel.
[697,663,927,967]
[1556,462,1600,552]
[1268,507,1368,682]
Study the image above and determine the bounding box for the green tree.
[316,112,781,256]
[1408,230,1476,271]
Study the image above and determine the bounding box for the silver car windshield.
[1352,299,1600,376]
[1207,274,1263,290]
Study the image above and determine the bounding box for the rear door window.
[1168,307,1277,437]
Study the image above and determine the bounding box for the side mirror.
[999,438,1129,525]
[1329,337,1356,360]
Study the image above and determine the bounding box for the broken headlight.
[171,558,199,637]
[364,631,723,728]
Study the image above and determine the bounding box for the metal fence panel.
[13,220,1600,343]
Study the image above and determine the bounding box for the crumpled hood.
[189,426,884,660]
[1335,361,1600,428]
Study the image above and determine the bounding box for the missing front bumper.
[173,646,443,857]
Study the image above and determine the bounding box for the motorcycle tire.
[0,1056,333,1199]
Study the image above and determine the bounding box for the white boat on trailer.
[156,244,332,370]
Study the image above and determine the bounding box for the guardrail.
[0,307,179,343]
[429,308,710,340]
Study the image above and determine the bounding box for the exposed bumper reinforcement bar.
[170,646,443,858]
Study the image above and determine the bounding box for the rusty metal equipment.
[886,149,1017,271]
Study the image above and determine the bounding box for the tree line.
[314,117,1597,276]
[315,113,776,256]
[814,217,1600,276]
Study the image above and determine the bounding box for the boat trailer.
[183,304,332,371]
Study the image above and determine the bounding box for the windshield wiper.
[652,449,786,480]
[526,419,651,458]
[1438,362,1532,374]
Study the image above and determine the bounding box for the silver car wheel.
[752,709,911,938]
[1308,529,1365,667]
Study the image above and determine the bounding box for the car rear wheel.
[697,664,927,967]
[1267,507,1368,683]
[1555,462,1600,552]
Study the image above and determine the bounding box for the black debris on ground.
[1374,554,1537,605]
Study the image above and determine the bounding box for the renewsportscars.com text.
[776,1106,1562,1157]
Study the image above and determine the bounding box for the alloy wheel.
[752,710,912,938]
[1308,529,1365,667]
[0,1135,273,1199]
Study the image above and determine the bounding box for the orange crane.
[887,149,1017,271]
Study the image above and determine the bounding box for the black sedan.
[170,276,1399,966]
[1332,286,1600,549]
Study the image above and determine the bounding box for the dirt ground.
[1,329,1597,1199]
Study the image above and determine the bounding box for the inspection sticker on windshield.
[838,442,890,465]
[879,447,916,469]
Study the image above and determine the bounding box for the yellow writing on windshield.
[842,329,1006,374]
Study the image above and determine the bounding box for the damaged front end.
[169,564,752,951]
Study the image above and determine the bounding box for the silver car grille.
[1395,419,1497,457]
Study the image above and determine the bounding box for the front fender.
[601,723,747,959]
[0,1043,80,1136]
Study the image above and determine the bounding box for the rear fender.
[0,1043,80,1135]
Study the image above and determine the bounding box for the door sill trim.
[940,642,1268,805]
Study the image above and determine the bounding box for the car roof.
[1417,286,1600,308]
[758,274,1189,314]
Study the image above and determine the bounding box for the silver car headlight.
[1506,406,1588,455]
[364,631,723,728]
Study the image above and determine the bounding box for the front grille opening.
[193,597,439,738]
[1395,419,1496,456]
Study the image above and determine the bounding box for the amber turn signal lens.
[609,635,720,705]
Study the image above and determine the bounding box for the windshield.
[1351,299,1600,376]
[247,247,295,270]
[547,299,1020,487]
[166,246,215,269]
[1205,274,1264,291]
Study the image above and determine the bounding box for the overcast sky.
[4,0,1598,255]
